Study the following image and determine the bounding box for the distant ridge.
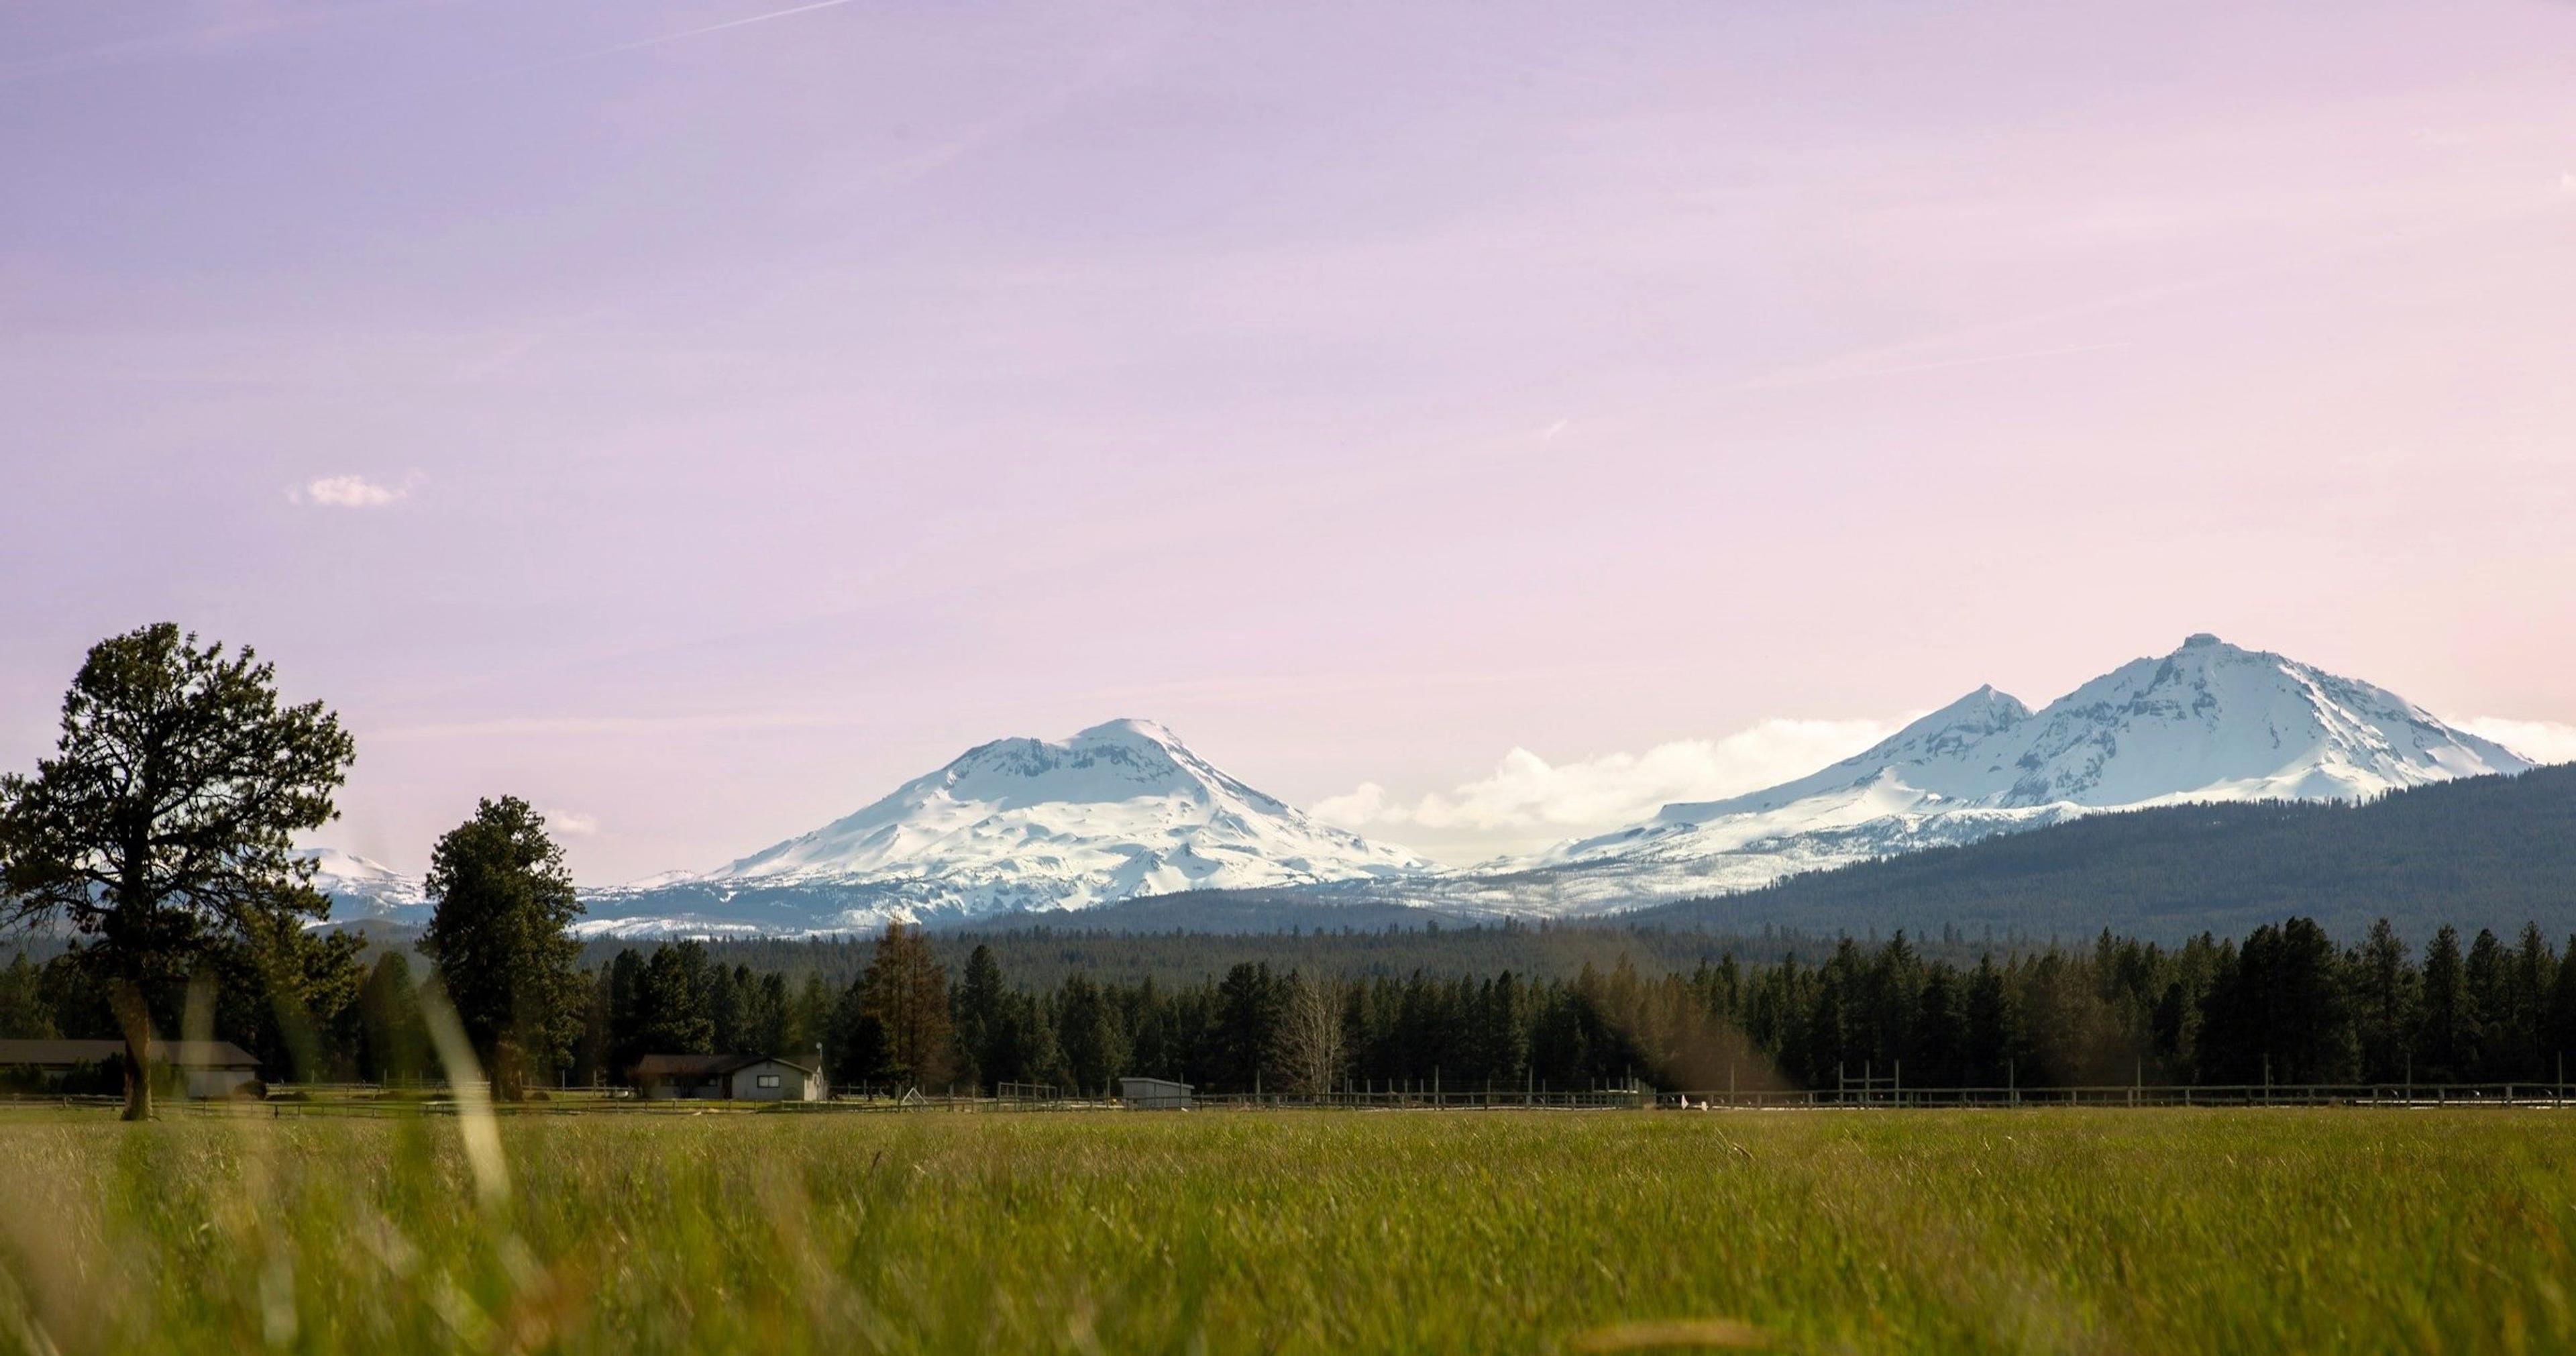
[1629,763,2576,943]
[297,635,2553,937]
[578,719,1432,935]
[1436,633,2532,914]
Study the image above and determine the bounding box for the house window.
[757,1074,782,1088]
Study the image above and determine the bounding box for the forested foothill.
[1636,763,2576,942]
[15,913,2576,1098]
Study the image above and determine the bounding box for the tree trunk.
[121,1012,154,1121]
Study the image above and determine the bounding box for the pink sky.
[3,0,2573,878]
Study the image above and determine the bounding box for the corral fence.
[1658,1082,2576,1109]
[11,1081,2573,1115]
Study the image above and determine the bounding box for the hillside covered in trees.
[14,914,2575,1098]
[1633,764,2576,941]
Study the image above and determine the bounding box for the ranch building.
[631,1053,824,1101]
[0,1039,262,1098]
[1120,1076,1195,1110]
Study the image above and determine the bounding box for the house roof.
[0,1039,259,1069]
[631,1053,817,1079]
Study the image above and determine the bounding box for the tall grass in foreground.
[0,1108,2570,1353]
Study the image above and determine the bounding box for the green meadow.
[1,1107,2569,1354]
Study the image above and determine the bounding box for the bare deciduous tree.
[1275,970,1346,1097]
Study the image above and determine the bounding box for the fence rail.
[7,1082,2570,1114]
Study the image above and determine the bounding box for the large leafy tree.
[0,625,353,1119]
[419,796,586,1100]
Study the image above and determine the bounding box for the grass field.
[0,1106,2569,1354]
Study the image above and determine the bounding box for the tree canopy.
[0,624,352,1118]
[419,796,586,1099]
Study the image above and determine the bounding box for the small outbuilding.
[631,1053,824,1102]
[1120,1076,1194,1110]
[0,1039,262,1098]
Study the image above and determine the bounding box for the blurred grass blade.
[416,982,510,1210]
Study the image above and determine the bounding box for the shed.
[1119,1076,1194,1110]
[0,1039,262,1098]
[631,1053,824,1102]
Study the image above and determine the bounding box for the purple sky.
[5,0,2573,878]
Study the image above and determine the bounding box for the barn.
[0,1039,262,1098]
[631,1053,824,1102]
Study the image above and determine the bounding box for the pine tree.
[420,797,587,1099]
[1214,962,1279,1092]
[1965,954,2015,1086]
[953,944,1008,1091]
[0,953,54,1039]
[637,943,714,1056]
[2508,924,2555,1080]
[2353,919,2419,1084]
[858,923,952,1088]
[1056,974,1128,1096]
[1910,965,1968,1087]
[2418,926,2471,1081]
[356,951,427,1084]
[788,972,832,1068]
[2464,929,2508,1080]
[2546,939,2576,1087]
[742,972,791,1058]
[0,625,354,1118]
[604,948,650,1080]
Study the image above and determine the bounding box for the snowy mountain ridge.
[296,637,2544,934]
[578,718,1434,933]
[294,847,430,922]
[1438,634,2532,912]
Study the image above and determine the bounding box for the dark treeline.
[913,917,2576,1095]
[575,922,2024,993]
[15,915,2576,1094]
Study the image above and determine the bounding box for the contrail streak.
[329,0,869,111]
[535,0,868,68]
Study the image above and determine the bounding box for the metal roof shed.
[1119,1076,1194,1110]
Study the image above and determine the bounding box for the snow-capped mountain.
[299,638,2541,934]
[296,848,429,922]
[582,719,1434,934]
[1450,634,2533,912]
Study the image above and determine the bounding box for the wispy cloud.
[1311,715,1915,849]
[2454,717,2576,766]
[545,809,600,836]
[292,472,419,508]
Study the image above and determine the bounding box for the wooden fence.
[9,1082,2571,1114]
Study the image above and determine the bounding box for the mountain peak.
[669,719,1432,927]
[1524,634,2534,907]
[1075,717,1184,747]
[1917,684,2033,733]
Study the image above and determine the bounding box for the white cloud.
[294,472,416,507]
[2454,717,2576,767]
[546,809,601,836]
[1312,715,1915,853]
